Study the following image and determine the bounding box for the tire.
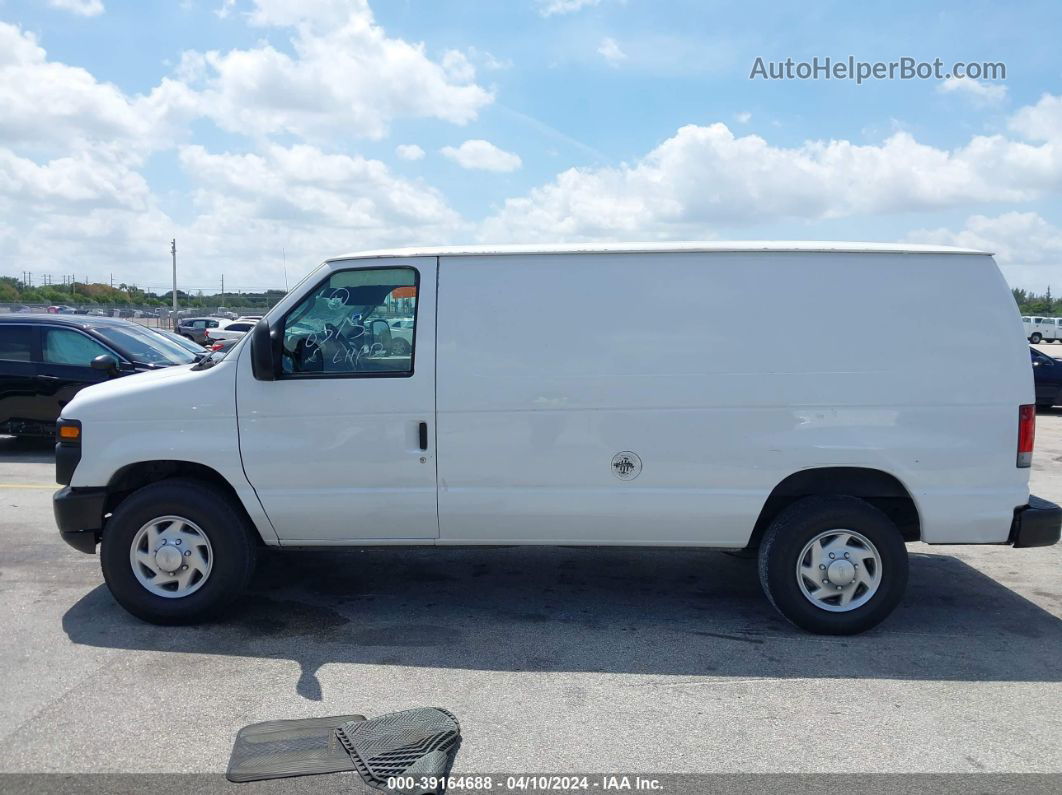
[100,478,258,625]
[757,495,908,635]
[391,338,412,356]
[1031,333,1042,343]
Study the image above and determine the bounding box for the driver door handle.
[418,422,428,451]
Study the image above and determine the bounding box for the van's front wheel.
[100,478,257,625]
[757,496,908,634]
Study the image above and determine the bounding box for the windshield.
[92,323,198,366]
[151,328,204,355]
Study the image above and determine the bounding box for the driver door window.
[281,267,418,377]
[42,328,112,366]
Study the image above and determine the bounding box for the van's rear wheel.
[757,496,908,634]
[1031,333,1043,343]
[100,478,257,625]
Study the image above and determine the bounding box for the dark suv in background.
[176,317,222,345]
[0,315,199,438]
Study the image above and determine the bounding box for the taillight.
[210,343,223,351]
[1017,404,1035,467]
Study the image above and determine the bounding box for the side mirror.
[90,354,120,377]
[250,318,278,381]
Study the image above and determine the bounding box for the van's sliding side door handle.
[418,421,428,451]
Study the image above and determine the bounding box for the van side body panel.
[435,251,1030,546]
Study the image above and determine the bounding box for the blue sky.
[1,0,1061,292]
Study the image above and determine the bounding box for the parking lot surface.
[0,420,1060,783]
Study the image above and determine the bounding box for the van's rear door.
[236,257,438,543]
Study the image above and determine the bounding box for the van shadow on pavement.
[63,545,1062,700]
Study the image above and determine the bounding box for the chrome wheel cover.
[796,529,882,612]
[129,515,213,599]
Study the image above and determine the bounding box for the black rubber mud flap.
[336,707,462,794]
[226,714,366,783]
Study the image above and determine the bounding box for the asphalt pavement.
[0,428,1059,787]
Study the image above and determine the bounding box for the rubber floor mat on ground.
[336,707,461,794]
[226,714,366,783]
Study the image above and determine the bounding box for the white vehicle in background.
[388,317,415,355]
[52,242,1059,635]
[1023,316,1050,343]
[206,320,256,344]
[234,316,263,324]
[1035,317,1062,343]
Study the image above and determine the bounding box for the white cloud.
[0,23,197,154]
[597,37,626,67]
[179,143,460,232]
[180,1,493,141]
[0,149,150,210]
[735,111,751,124]
[537,0,600,17]
[481,105,1062,241]
[246,0,364,28]
[466,46,513,71]
[47,0,105,17]
[395,144,425,161]
[0,142,466,292]
[170,144,466,285]
[1009,93,1062,141]
[937,77,1008,106]
[214,0,237,19]
[0,11,471,289]
[907,212,1062,291]
[441,139,522,172]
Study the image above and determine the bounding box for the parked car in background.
[1023,316,1049,343]
[1031,347,1062,408]
[234,315,263,324]
[205,337,240,360]
[176,317,222,345]
[0,315,198,438]
[207,320,255,343]
[149,327,207,360]
[388,317,414,355]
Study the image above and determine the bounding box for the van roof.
[328,241,991,262]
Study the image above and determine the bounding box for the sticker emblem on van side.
[611,451,642,480]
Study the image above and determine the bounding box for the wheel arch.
[748,467,920,549]
[104,460,266,546]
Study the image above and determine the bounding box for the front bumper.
[1009,494,1062,548]
[53,486,107,554]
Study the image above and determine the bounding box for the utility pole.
[171,238,178,328]
[221,273,224,300]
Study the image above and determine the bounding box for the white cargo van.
[1033,317,1062,343]
[53,243,1060,635]
[1023,316,1050,343]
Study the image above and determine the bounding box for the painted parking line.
[0,483,58,489]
